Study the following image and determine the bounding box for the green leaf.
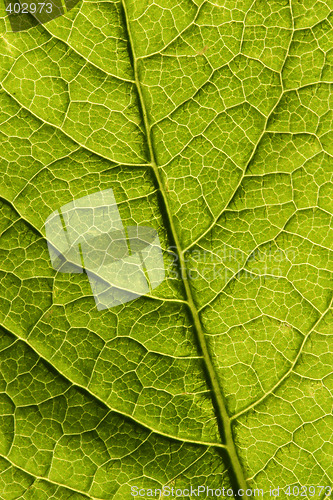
[0,0,332,498]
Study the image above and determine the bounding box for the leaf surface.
[0,0,332,498]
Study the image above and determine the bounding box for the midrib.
[120,1,249,496]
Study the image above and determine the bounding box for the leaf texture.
[0,0,332,498]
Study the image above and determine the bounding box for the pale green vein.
[231,295,333,422]
[0,323,226,450]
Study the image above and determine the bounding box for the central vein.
[120,1,249,497]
